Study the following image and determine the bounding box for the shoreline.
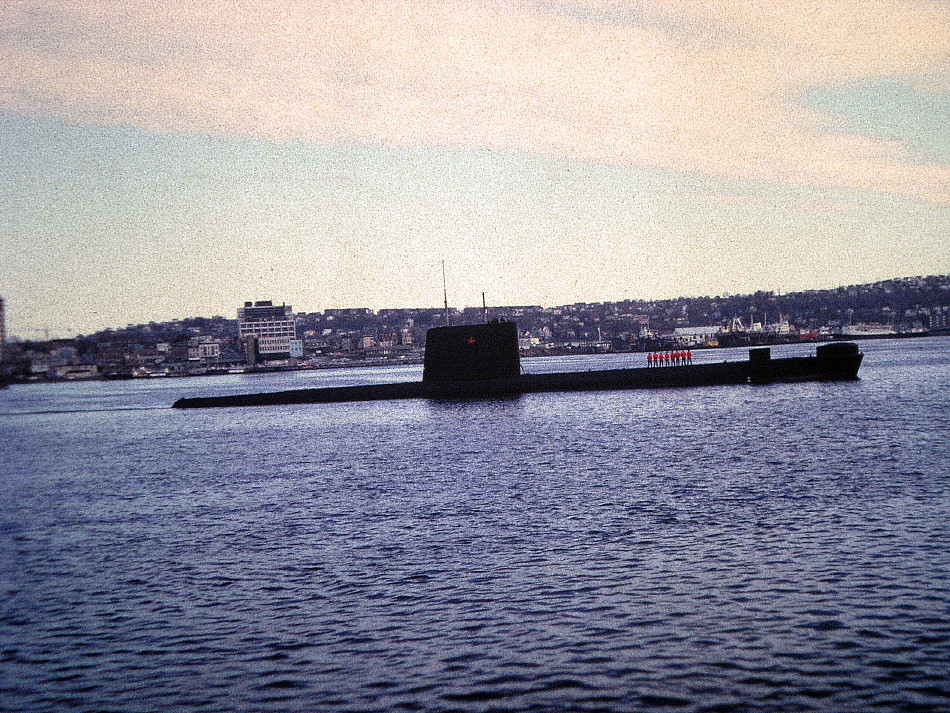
[4,330,940,386]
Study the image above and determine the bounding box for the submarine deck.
[172,351,862,409]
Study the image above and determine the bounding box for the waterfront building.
[188,336,222,362]
[51,363,99,380]
[672,326,723,346]
[237,301,297,358]
[518,331,541,350]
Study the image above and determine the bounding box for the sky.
[1,0,948,338]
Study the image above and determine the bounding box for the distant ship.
[835,324,929,340]
[838,324,897,338]
[173,321,864,409]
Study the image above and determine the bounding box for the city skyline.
[3,271,948,343]
[2,1,949,338]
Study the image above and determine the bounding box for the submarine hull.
[171,343,863,409]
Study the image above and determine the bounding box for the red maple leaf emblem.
[467,337,476,344]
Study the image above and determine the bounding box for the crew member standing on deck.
[647,352,654,368]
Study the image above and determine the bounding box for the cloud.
[689,188,870,215]
[1,0,949,203]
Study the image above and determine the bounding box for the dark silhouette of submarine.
[172,321,863,408]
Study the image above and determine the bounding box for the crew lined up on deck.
[647,350,692,367]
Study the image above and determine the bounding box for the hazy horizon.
[3,1,948,338]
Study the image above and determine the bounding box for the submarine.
[172,321,863,409]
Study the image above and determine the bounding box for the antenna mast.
[482,292,488,323]
[442,261,450,327]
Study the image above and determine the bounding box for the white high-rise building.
[237,301,297,358]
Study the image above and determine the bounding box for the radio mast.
[442,261,450,327]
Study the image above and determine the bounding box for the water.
[2,339,949,712]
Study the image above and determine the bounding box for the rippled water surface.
[2,338,949,712]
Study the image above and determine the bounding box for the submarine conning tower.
[422,321,521,382]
